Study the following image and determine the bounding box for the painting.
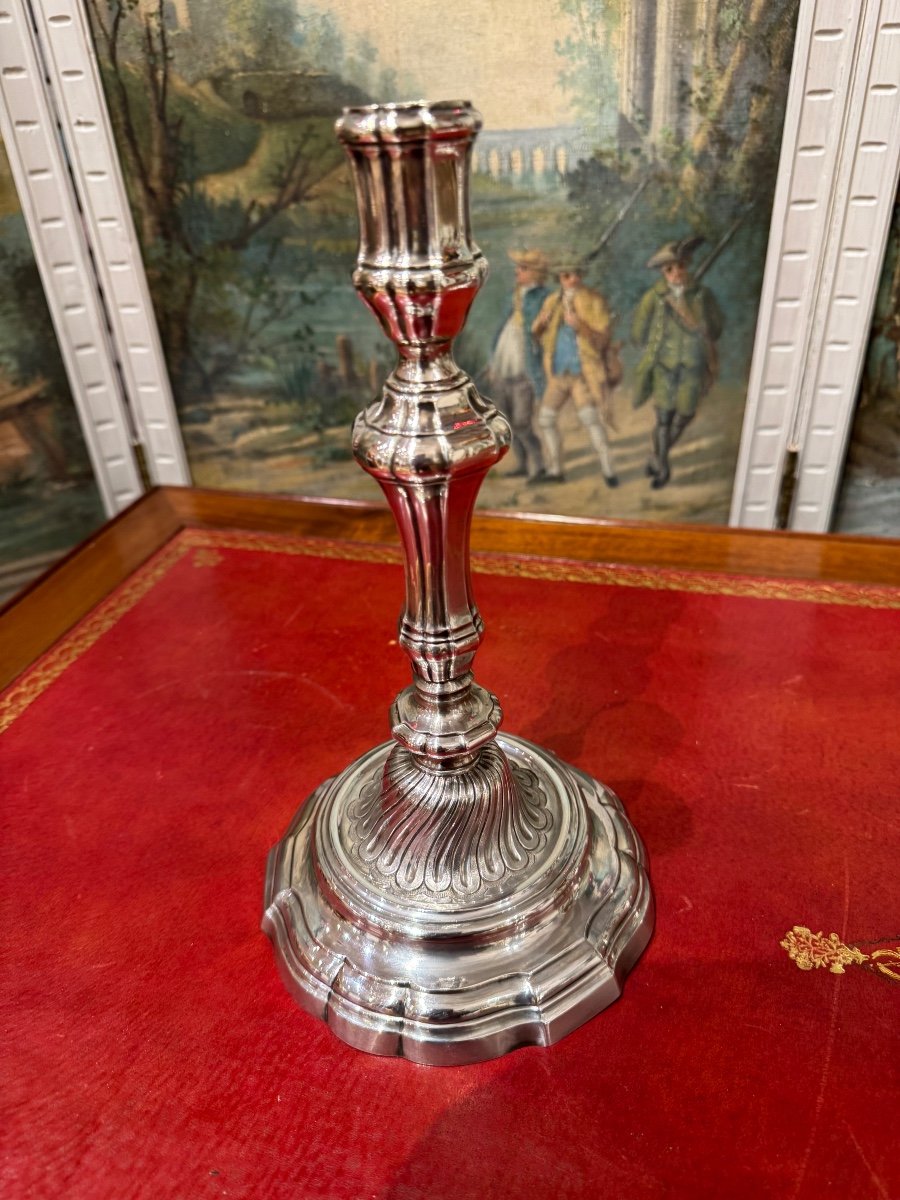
[84,0,800,524]
[833,192,900,537]
[0,134,105,585]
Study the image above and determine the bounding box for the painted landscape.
[0,137,105,582]
[85,0,800,523]
[834,195,900,537]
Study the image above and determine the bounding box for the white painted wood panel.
[32,0,190,486]
[790,0,900,530]
[0,0,142,513]
[730,0,861,527]
[732,0,900,531]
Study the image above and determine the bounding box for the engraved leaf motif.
[347,744,552,897]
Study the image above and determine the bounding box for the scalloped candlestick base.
[263,734,652,1066]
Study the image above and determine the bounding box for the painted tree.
[683,0,798,205]
[555,0,799,384]
[85,0,355,398]
[859,203,900,421]
[557,0,797,204]
[555,0,622,147]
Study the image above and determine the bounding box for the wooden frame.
[3,486,900,690]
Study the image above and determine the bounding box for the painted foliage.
[834,192,900,537]
[85,0,800,523]
[0,136,105,578]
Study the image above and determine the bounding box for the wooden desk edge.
[3,485,899,689]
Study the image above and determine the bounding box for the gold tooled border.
[179,528,900,609]
[1,540,189,734]
[2,527,898,734]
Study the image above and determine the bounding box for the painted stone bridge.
[471,126,588,183]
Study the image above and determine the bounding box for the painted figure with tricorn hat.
[486,248,551,481]
[631,235,724,489]
[530,257,619,487]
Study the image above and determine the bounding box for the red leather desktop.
[2,516,898,1199]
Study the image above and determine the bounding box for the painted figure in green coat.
[632,237,724,489]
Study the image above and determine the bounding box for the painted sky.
[322,0,575,130]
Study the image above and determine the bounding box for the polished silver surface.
[263,100,653,1065]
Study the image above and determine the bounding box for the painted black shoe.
[542,472,566,483]
[603,474,619,489]
[651,468,670,490]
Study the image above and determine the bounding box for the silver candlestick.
[262,100,653,1066]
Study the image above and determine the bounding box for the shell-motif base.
[262,733,653,1066]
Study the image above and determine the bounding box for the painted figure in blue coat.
[487,248,550,481]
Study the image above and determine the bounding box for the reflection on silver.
[262,100,653,1065]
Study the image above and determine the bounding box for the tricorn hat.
[508,247,550,277]
[550,255,585,276]
[646,235,705,270]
